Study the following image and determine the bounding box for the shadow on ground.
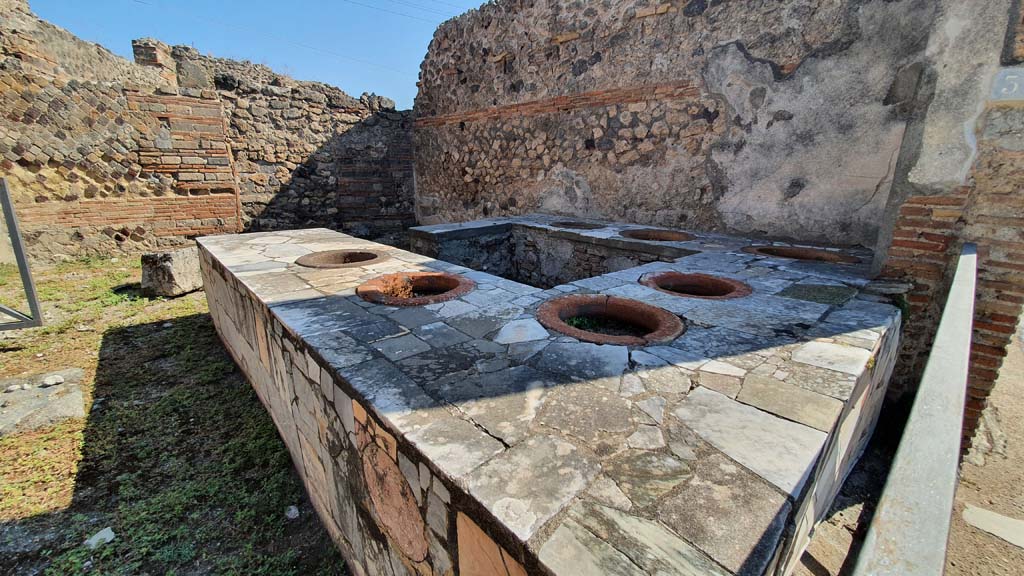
[1,309,346,575]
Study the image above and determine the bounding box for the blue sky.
[32,0,482,109]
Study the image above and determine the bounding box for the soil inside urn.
[565,314,648,338]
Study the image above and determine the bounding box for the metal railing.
[0,178,43,331]
[852,243,977,575]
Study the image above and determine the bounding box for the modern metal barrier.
[852,243,977,575]
[0,177,43,330]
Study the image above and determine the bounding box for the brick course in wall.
[414,0,940,247]
[415,80,701,127]
[881,100,1024,448]
[1,2,413,260]
[0,59,241,256]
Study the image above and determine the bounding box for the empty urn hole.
[537,295,684,346]
[620,229,695,242]
[744,245,860,264]
[295,250,385,268]
[642,272,752,300]
[357,272,474,306]
[553,220,605,230]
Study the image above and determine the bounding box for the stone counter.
[198,224,899,576]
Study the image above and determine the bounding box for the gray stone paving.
[199,223,901,576]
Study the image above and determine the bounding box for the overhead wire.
[383,0,459,18]
[129,0,420,76]
[337,0,437,23]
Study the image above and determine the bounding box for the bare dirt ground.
[946,325,1024,575]
[797,324,1024,576]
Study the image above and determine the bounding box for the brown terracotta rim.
[641,272,752,300]
[620,228,695,242]
[295,249,387,269]
[742,245,860,264]
[356,271,474,307]
[537,294,684,346]
[552,220,605,230]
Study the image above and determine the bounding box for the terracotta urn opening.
[553,220,605,230]
[357,271,474,306]
[296,249,387,269]
[742,245,860,264]
[641,272,752,300]
[620,229,695,242]
[537,294,684,346]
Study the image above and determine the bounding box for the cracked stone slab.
[535,383,633,451]
[792,341,872,375]
[774,359,859,401]
[533,342,629,380]
[777,283,858,305]
[738,374,844,432]
[429,366,555,446]
[413,321,471,348]
[491,318,549,344]
[464,434,598,541]
[372,334,431,361]
[387,306,442,329]
[602,450,692,508]
[392,404,507,480]
[305,330,375,370]
[660,450,791,576]
[626,425,665,450]
[272,295,381,337]
[539,501,729,576]
[397,339,503,386]
[674,387,826,497]
[446,304,524,338]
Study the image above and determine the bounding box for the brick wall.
[881,101,1024,447]
[163,45,416,241]
[0,3,414,259]
[0,60,241,257]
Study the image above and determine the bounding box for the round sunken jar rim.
[619,228,696,242]
[536,294,685,346]
[295,249,388,269]
[356,271,475,307]
[742,245,861,264]
[552,220,606,230]
[640,271,752,300]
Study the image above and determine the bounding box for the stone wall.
[413,0,1024,445]
[0,54,241,256]
[410,220,696,289]
[0,0,414,260]
[869,0,1024,445]
[160,46,416,239]
[413,0,940,248]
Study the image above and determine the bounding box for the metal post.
[0,177,43,330]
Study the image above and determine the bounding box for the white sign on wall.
[991,67,1024,101]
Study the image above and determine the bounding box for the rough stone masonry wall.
[414,0,940,248]
[0,0,240,258]
[877,1,1024,445]
[159,46,416,239]
[0,0,414,260]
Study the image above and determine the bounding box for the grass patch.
[0,258,346,575]
[565,314,646,337]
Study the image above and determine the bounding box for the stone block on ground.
[141,246,202,297]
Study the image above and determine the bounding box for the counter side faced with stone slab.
[198,226,899,576]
